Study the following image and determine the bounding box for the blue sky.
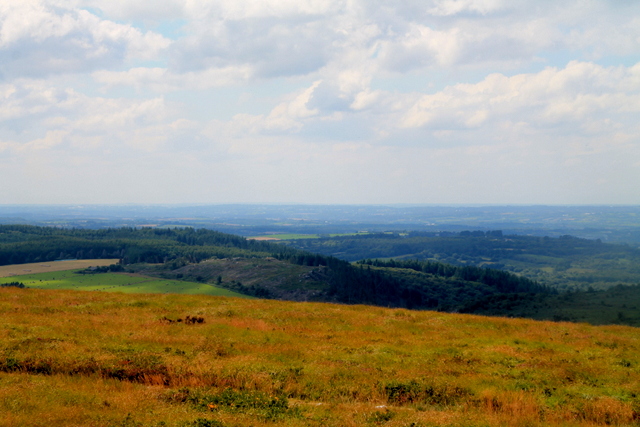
[1,0,639,205]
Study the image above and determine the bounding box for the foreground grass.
[0,270,246,298]
[1,288,639,426]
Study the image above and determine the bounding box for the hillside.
[0,225,550,313]
[4,224,640,326]
[459,284,640,326]
[0,264,247,298]
[282,232,640,291]
[1,287,639,427]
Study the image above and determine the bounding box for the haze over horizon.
[2,0,639,206]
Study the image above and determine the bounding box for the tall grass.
[0,287,638,426]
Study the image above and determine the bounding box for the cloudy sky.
[1,0,639,205]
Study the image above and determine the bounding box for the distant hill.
[281,231,640,291]
[0,225,548,307]
[2,224,639,326]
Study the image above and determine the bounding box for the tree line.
[0,225,553,312]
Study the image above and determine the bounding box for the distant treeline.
[278,250,551,310]
[0,225,297,266]
[284,230,633,262]
[357,258,549,294]
[282,230,640,291]
[0,225,551,311]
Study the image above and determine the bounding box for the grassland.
[0,269,246,298]
[1,288,639,427]
[247,232,371,241]
[248,234,320,240]
[0,259,120,278]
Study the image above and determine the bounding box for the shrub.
[182,419,225,427]
[166,387,294,421]
[383,380,472,406]
[1,281,25,288]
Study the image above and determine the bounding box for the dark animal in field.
[160,315,205,324]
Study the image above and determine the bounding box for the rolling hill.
[0,287,638,427]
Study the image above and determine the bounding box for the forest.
[0,225,549,313]
[282,231,640,291]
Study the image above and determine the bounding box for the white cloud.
[427,0,507,16]
[401,61,640,133]
[0,0,170,79]
[2,1,640,204]
[92,66,253,91]
[0,79,196,156]
[64,0,638,94]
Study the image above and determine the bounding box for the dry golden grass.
[0,259,119,277]
[0,288,639,426]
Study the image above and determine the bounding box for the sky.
[1,0,640,205]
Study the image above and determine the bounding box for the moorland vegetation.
[1,287,639,427]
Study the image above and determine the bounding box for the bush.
[383,380,472,406]
[166,387,294,421]
[1,282,25,288]
[182,419,225,427]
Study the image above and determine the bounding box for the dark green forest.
[282,231,640,291]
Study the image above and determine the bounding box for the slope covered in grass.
[0,269,247,298]
[1,288,639,427]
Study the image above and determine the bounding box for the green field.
[248,233,320,240]
[0,270,248,297]
[248,232,371,240]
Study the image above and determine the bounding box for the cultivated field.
[0,259,120,277]
[0,288,639,426]
[0,269,246,298]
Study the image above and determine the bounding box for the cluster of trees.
[75,264,125,274]
[0,225,556,312]
[0,225,300,266]
[0,282,25,288]
[358,258,550,294]
[270,251,551,310]
[282,231,640,290]
[285,231,630,262]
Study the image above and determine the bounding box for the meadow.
[248,233,370,241]
[0,268,245,298]
[1,287,639,427]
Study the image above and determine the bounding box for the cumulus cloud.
[4,0,640,87]
[0,79,196,156]
[2,0,640,204]
[0,0,170,79]
[92,65,253,91]
[402,61,640,132]
[195,60,640,163]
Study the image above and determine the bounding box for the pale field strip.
[0,259,121,277]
